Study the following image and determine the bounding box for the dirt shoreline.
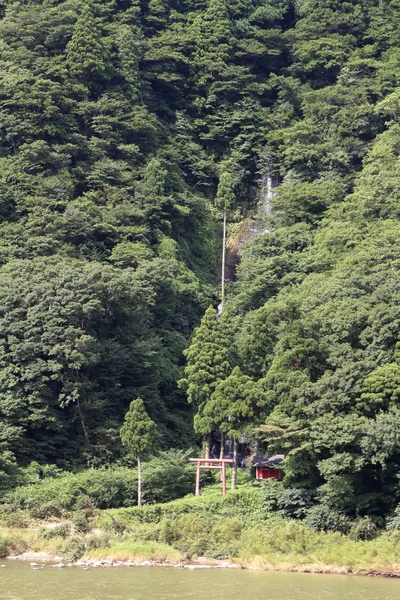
[5,552,400,578]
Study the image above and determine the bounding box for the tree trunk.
[76,396,89,442]
[231,438,238,490]
[219,432,226,481]
[221,210,227,313]
[219,432,225,460]
[205,435,211,459]
[137,455,142,507]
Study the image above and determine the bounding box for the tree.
[67,2,110,91]
[205,366,261,489]
[120,398,157,507]
[116,25,142,99]
[192,0,234,88]
[179,307,233,457]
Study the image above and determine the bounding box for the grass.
[0,527,63,558]
[2,486,400,575]
[237,524,400,574]
[83,541,183,563]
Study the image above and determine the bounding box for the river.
[1,561,399,600]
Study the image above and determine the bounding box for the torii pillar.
[189,458,234,496]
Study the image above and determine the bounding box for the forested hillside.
[1,0,400,525]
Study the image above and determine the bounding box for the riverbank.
[5,550,400,578]
[2,487,400,578]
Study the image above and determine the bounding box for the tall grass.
[3,487,400,574]
[84,541,182,562]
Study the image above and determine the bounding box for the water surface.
[1,560,399,600]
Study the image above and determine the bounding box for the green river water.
[1,561,399,600]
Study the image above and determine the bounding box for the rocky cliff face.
[224,176,279,283]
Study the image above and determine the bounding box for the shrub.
[141,450,195,504]
[262,483,315,518]
[61,536,87,562]
[303,504,351,534]
[349,517,378,541]
[4,451,196,517]
[387,504,400,530]
[39,523,71,539]
[0,535,28,557]
[0,505,30,528]
[262,480,284,512]
[277,488,315,519]
[71,510,93,533]
[160,514,211,556]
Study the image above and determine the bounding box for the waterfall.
[215,173,279,318]
[258,175,277,231]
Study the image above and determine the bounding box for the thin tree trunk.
[231,438,238,490]
[137,455,142,507]
[221,210,227,313]
[76,396,89,442]
[219,432,226,482]
[205,435,211,459]
[219,432,225,460]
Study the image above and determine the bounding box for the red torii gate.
[189,458,235,496]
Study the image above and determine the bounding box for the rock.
[1,565,6,568]
[55,563,65,568]
[30,563,38,567]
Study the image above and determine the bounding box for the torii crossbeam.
[189,458,235,496]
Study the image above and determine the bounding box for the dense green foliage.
[1,451,195,518]
[1,0,400,529]
[3,486,400,575]
[120,398,157,459]
[216,0,400,523]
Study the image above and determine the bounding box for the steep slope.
[0,0,294,481]
[221,1,400,519]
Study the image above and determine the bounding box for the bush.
[0,505,30,528]
[277,488,315,519]
[303,504,351,534]
[71,510,93,533]
[159,514,211,557]
[349,517,378,541]
[262,480,284,511]
[5,469,138,516]
[39,523,71,539]
[141,450,195,504]
[4,451,196,517]
[262,482,315,518]
[387,504,400,530]
[0,535,28,557]
[60,536,87,562]
[98,486,264,530]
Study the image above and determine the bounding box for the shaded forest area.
[1,0,400,526]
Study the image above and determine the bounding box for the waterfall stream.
[216,175,278,317]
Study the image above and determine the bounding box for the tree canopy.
[1,0,400,524]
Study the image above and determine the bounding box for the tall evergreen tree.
[205,367,261,489]
[179,307,233,457]
[67,2,110,90]
[120,398,157,507]
[192,0,234,87]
